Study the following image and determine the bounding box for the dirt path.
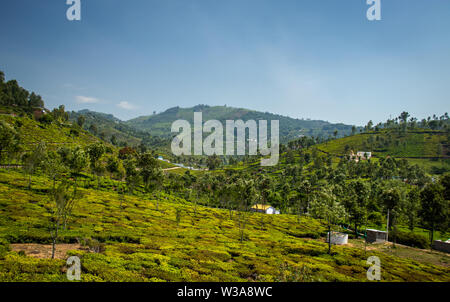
[163,167,181,171]
[10,243,87,260]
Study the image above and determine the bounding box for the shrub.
[390,231,430,249]
[0,237,10,259]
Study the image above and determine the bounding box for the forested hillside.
[126,104,356,142]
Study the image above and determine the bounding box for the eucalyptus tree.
[344,179,370,238]
[405,187,421,232]
[309,187,346,254]
[420,183,448,248]
[236,177,256,242]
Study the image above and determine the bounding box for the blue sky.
[0,0,449,125]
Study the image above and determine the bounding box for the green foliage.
[391,231,430,249]
[0,120,21,163]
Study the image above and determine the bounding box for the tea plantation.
[0,169,448,282]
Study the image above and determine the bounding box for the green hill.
[126,104,356,143]
[68,110,170,150]
[315,129,450,174]
[0,113,100,153]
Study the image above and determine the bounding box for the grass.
[349,239,450,268]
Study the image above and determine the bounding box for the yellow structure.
[250,204,280,214]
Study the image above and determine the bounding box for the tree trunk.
[328,225,332,254]
[51,222,59,259]
[430,228,434,250]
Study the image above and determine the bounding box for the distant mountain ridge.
[125,105,356,143]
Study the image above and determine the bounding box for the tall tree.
[419,183,448,247]
[49,180,81,259]
[309,187,346,254]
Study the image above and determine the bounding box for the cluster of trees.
[0,71,44,110]
[364,111,450,132]
[161,143,448,250]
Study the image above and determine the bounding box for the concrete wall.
[432,240,450,253]
[326,232,348,245]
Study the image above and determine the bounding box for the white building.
[356,151,372,159]
[251,204,280,215]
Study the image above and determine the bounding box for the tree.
[49,180,81,259]
[235,178,256,242]
[137,152,163,194]
[28,92,44,108]
[22,142,47,189]
[0,120,21,163]
[123,158,139,194]
[110,135,117,146]
[405,187,421,231]
[440,173,450,201]
[380,186,403,244]
[86,143,106,187]
[89,124,98,135]
[309,187,346,254]
[106,155,119,177]
[52,105,68,123]
[206,154,222,170]
[77,115,86,128]
[344,179,370,238]
[399,111,410,124]
[419,183,448,247]
[58,146,89,182]
[43,150,67,190]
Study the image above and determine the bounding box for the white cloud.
[76,96,100,104]
[117,101,137,110]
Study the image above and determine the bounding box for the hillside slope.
[0,113,100,152]
[315,129,450,173]
[68,110,169,149]
[126,105,356,143]
[0,169,448,282]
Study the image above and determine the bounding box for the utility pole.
[386,209,389,242]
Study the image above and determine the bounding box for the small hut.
[366,229,387,243]
[432,240,450,253]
